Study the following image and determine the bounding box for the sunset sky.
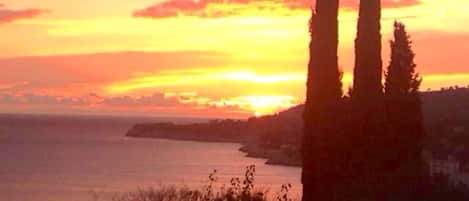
[1,0,469,118]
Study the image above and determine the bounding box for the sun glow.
[238,95,297,116]
[210,95,297,116]
[104,70,305,94]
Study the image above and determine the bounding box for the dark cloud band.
[0,4,47,24]
[133,0,421,19]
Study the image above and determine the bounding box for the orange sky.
[1,0,469,118]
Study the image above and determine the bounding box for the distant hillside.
[126,87,469,166]
[422,87,469,124]
[421,87,469,154]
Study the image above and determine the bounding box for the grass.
[106,166,469,201]
[110,165,296,201]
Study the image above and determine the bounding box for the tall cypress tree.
[353,0,383,100]
[302,0,343,201]
[351,0,388,199]
[384,21,424,199]
[385,22,421,98]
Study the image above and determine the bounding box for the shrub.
[111,165,292,201]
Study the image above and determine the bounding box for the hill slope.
[126,88,469,166]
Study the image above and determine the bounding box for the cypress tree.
[302,0,343,201]
[353,0,383,101]
[351,0,388,199]
[384,21,424,199]
[385,22,421,99]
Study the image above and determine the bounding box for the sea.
[0,114,301,201]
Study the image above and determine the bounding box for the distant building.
[430,149,469,186]
[456,150,469,186]
[452,126,465,134]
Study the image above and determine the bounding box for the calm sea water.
[0,114,301,201]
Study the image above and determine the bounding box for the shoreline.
[126,125,301,167]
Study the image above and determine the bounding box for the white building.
[429,153,469,187]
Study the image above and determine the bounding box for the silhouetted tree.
[385,22,421,101]
[384,21,425,199]
[351,0,389,199]
[302,0,344,201]
[353,0,383,100]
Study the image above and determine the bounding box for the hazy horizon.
[2,0,469,118]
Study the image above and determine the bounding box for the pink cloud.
[0,91,250,118]
[133,0,421,18]
[0,81,28,90]
[339,0,421,10]
[0,51,225,93]
[103,93,181,107]
[382,0,421,8]
[0,92,180,108]
[0,93,96,106]
[0,4,47,24]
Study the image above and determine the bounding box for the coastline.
[238,143,302,167]
[125,123,245,143]
[126,124,302,167]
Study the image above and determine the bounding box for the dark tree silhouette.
[351,0,389,199]
[353,0,383,100]
[302,0,344,201]
[384,21,425,199]
[384,22,421,97]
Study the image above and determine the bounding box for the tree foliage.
[384,21,426,200]
[302,1,345,201]
[385,21,422,97]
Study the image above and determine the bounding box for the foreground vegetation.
[111,165,295,201]
[106,165,469,201]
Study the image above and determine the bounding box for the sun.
[235,95,297,116]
